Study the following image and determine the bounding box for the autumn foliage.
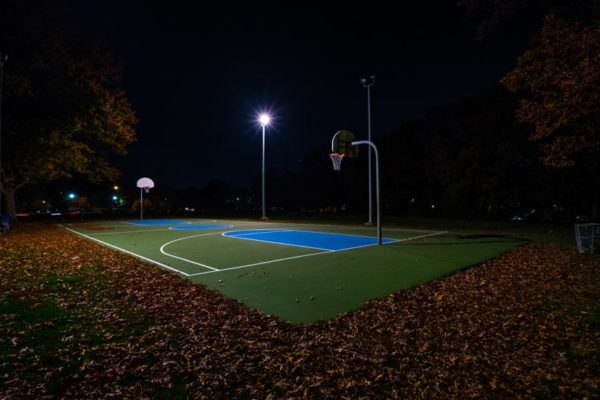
[0,1,137,217]
[502,15,600,167]
[1,224,598,398]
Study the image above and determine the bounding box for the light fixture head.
[259,113,271,126]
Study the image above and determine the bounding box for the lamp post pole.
[261,123,266,220]
[361,75,375,225]
[259,114,270,220]
[0,54,7,218]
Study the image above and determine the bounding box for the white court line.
[59,225,193,277]
[218,220,442,233]
[63,223,447,278]
[188,250,332,276]
[84,221,229,236]
[86,228,174,236]
[159,233,222,271]
[222,228,283,237]
[123,220,192,226]
[224,228,392,240]
[169,224,233,231]
[222,229,402,251]
[191,230,448,276]
[222,230,334,251]
[396,231,448,242]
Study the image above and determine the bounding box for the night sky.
[74,1,528,190]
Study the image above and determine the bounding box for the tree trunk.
[4,185,17,219]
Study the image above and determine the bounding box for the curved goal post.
[329,130,382,245]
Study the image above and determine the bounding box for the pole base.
[260,216,269,221]
[364,221,374,226]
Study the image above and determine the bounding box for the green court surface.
[62,219,526,323]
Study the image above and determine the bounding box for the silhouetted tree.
[0,1,137,217]
[502,15,600,167]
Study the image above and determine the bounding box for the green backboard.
[331,130,358,157]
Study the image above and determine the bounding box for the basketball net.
[144,187,150,193]
[329,153,345,171]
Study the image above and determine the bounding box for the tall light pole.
[361,75,375,225]
[0,54,7,218]
[259,113,271,220]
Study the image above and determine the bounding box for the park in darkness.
[73,1,527,188]
[11,1,597,220]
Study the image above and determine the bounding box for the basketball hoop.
[329,153,345,171]
[330,130,357,171]
[136,177,155,220]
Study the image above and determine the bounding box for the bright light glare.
[259,114,271,126]
[112,195,118,201]
[68,193,76,199]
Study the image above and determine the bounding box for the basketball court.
[62,219,526,322]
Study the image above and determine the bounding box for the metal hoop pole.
[352,140,381,244]
[140,188,143,220]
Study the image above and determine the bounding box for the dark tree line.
[20,84,594,223]
[245,87,593,222]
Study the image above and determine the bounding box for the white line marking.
[222,230,334,251]
[124,220,192,226]
[168,224,233,231]
[59,225,193,277]
[395,231,448,242]
[63,222,448,278]
[222,229,402,251]
[191,230,448,276]
[159,233,221,271]
[222,228,282,237]
[188,250,332,276]
[86,228,174,236]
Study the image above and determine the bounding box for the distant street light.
[113,185,119,191]
[360,75,375,225]
[0,53,8,218]
[259,113,271,220]
[68,193,76,200]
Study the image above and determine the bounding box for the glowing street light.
[113,185,119,191]
[68,193,76,200]
[259,114,270,126]
[259,113,271,220]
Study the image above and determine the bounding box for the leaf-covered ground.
[1,224,598,399]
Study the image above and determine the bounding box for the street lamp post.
[259,113,270,220]
[360,75,375,225]
[0,54,7,218]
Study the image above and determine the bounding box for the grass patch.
[43,275,84,285]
